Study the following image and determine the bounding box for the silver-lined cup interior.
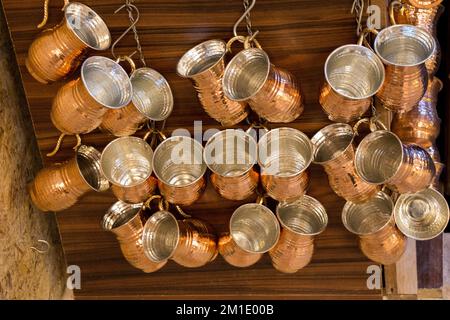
[176,40,226,77]
[81,56,132,109]
[76,145,109,192]
[223,48,270,101]
[230,204,280,253]
[394,188,449,240]
[342,191,394,235]
[101,137,154,188]
[374,25,436,66]
[311,123,354,164]
[153,136,206,187]
[204,130,257,177]
[102,201,142,231]
[325,45,385,99]
[258,128,313,177]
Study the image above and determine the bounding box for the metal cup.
[355,130,435,193]
[394,188,449,240]
[101,137,157,204]
[51,56,132,134]
[270,195,328,273]
[342,191,407,265]
[406,0,443,9]
[153,136,207,206]
[258,128,313,202]
[223,48,303,123]
[218,203,280,268]
[26,2,111,84]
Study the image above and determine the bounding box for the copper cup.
[223,48,303,123]
[204,129,259,201]
[269,195,328,274]
[342,191,407,265]
[219,203,280,268]
[153,136,207,206]
[406,0,443,9]
[142,210,217,268]
[355,130,435,193]
[102,201,167,273]
[257,128,313,202]
[51,56,132,134]
[176,40,248,126]
[431,162,445,191]
[100,137,157,204]
[26,2,111,84]
[311,124,379,203]
[29,145,109,212]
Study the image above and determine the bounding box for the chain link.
[351,0,366,36]
[243,0,253,37]
[126,0,146,67]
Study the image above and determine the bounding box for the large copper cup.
[269,195,328,274]
[223,48,303,123]
[26,2,111,84]
[29,145,109,212]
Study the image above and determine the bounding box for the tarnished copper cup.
[355,130,435,193]
[342,191,407,265]
[223,48,303,123]
[394,188,449,240]
[258,128,313,202]
[29,145,109,212]
[153,136,207,206]
[26,2,111,84]
[142,210,217,268]
[204,129,259,201]
[176,40,248,126]
[101,137,157,204]
[311,124,379,203]
[219,203,280,268]
[102,201,167,273]
[269,195,328,274]
[51,56,132,134]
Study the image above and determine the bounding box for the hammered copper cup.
[223,48,303,123]
[218,203,280,268]
[258,128,313,202]
[311,124,379,203]
[342,191,407,265]
[51,56,132,134]
[153,136,207,206]
[176,40,248,126]
[102,201,167,273]
[101,137,157,204]
[29,145,109,212]
[269,195,328,274]
[26,2,111,84]
[406,0,443,9]
[142,210,217,268]
[355,130,435,193]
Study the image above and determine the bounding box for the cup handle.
[357,28,379,47]
[389,0,403,26]
[37,0,70,29]
[144,195,170,212]
[116,55,137,74]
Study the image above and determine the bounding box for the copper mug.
[51,56,132,134]
[29,145,109,212]
[101,137,157,204]
[405,0,443,9]
[270,195,328,274]
[204,129,259,201]
[26,2,111,84]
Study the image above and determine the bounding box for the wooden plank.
[417,235,443,289]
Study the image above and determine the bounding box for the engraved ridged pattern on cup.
[223,48,303,123]
[406,0,443,9]
[177,40,248,126]
[342,191,407,265]
[29,145,109,212]
[26,2,111,84]
[142,211,217,268]
[319,45,385,123]
[51,56,132,134]
[311,124,379,203]
[101,137,157,204]
[269,196,328,274]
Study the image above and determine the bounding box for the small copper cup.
[26,2,111,84]
[342,191,407,265]
[270,195,328,274]
[355,130,435,193]
[223,48,303,123]
[142,210,217,268]
[101,137,157,204]
[406,0,443,9]
[153,136,207,206]
[258,128,313,202]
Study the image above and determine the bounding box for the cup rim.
[311,123,355,165]
[101,200,143,231]
[75,145,110,192]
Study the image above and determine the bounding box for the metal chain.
[351,0,366,36]
[126,0,146,67]
[243,0,253,37]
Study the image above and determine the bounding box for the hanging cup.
[405,0,443,9]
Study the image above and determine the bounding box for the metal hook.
[30,240,50,254]
[111,3,140,60]
[233,0,259,39]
